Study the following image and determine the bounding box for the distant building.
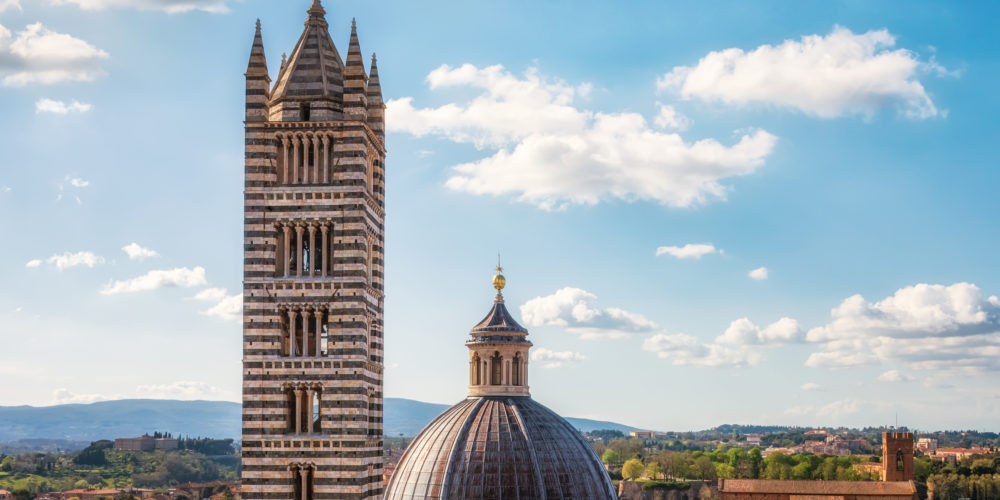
[0,489,12,500]
[804,429,829,436]
[746,433,762,446]
[630,430,655,439]
[113,434,177,452]
[916,437,938,452]
[719,432,917,499]
[54,489,121,499]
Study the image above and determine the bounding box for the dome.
[384,397,616,499]
[384,264,616,499]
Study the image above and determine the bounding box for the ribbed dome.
[384,397,616,499]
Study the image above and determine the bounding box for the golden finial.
[492,254,506,291]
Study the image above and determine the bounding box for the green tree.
[694,456,717,480]
[74,479,90,489]
[601,449,621,465]
[645,462,663,480]
[622,459,644,481]
[748,447,763,479]
[0,456,13,472]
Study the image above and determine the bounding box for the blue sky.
[1,0,998,432]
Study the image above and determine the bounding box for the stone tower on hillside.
[241,1,386,499]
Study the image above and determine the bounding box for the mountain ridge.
[0,398,639,442]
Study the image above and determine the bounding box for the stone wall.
[618,480,718,500]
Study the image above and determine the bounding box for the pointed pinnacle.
[255,18,261,32]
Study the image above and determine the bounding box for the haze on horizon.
[0,0,998,432]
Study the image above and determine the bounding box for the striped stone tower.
[241,1,386,499]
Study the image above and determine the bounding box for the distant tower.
[882,432,914,482]
[241,1,386,499]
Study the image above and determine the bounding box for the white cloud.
[661,26,941,120]
[1,185,10,193]
[122,242,159,260]
[0,0,21,13]
[135,380,228,399]
[52,388,117,404]
[805,283,1000,372]
[0,22,109,86]
[801,382,823,392]
[101,266,207,295]
[878,370,913,383]
[35,98,92,114]
[642,333,759,367]
[784,398,859,419]
[68,176,89,187]
[25,259,41,268]
[653,103,691,131]
[45,251,104,270]
[531,347,586,369]
[520,287,656,339]
[748,267,769,280]
[192,287,242,322]
[388,64,777,210]
[51,0,230,13]
[716,317,803,345]
[655,243,720,260]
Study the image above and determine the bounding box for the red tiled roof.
[719,479,916,495]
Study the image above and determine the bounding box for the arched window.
[896,450,904,471]
[471,353,481,385]
[491,352,502,385]
[301,102,311,122]
[312,389,321,433]
[512,353,522,386]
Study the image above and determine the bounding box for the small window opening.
[301,102,311,121]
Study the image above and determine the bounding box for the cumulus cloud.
[122,242,158,260]
[0,22,109,86]
[52,388,117,404]
[716,317,803,345]
[101,266,207,295]
[51,0,229,13]
[805,283,1000,372]
[39,251,104,270]
[748,267,769,280]
[785,398,860,419]
[135,380,228,399]
[192,287,241,322]
[388,64,777,210]
[653,103,691,131]
[25,259,41,268]
[878,370,913,383]
[642,333,759,367]
[520,287,656,339]
[0,0,22,13]
[531,347,586,369]
[655,243,720,260]
[660,26,941,120]
[35,98,92,114]
[801,382,823,392]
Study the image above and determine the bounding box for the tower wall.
[241,9,385,500]
[882,432,914,482]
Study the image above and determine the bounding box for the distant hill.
[0,398,640,442]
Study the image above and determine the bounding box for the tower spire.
[244,19,270,123]
[306,0,327,27]
[343,17,369,120]
[366,53,384,142]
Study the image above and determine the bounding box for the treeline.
[598,444,880,482]
[928,473,1000,500]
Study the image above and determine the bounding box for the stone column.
[312,134,320,184]
[293,389,303,434]
[282,225,292,277]
[315,310,323,356]
[292,136,301,184]
[320,224,329,277]
[288,309,298,357]
[305,389,314,434]
[302,135,312,184]
[281,135,290,185]
[300,466,309,500]
[295,225,304,277]
[302,309,312,357]
[307,224,317,277]
[322,135,330,184]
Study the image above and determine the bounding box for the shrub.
[640,480,691,491]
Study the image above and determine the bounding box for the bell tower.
[882,432,914,482]
[466,263,532,398]
[241,2,386,499]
